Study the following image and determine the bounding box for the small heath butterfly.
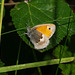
[26,24,56,50]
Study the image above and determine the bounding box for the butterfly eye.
[48,27,51,30]
[47,26,51,30]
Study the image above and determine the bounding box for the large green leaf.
[10,0,75,52]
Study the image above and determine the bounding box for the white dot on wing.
[40,34,45,42]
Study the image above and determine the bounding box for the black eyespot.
[49,28,51,30]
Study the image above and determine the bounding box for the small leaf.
[10,0,75,52]
[53,45,72,58]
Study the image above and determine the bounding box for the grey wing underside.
[27,29,43,43]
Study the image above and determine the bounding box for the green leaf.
[53,45,72,58]
[10,0,75,52]
[59,61,75,75]
[69,15,75,36]
[53,35,75,75]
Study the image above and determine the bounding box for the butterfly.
[26,24,56,50]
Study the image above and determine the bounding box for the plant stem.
[15,40,21,75]
[32,50,42,75]
[0,57,74,73]
[55,9,72,75]
[0,0,4,39]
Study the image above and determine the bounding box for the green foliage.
[1,0,75,74]
[0,61,7,75]
[10,0,75,52]
[53,35,75,75]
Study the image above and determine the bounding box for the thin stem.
[15,40,21,75]
[4,2,20,6]
[55,10,72,75]
[1,27,26,35]
[0,0,4,39]
[32,50,42,75]
[55,45,62,75]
